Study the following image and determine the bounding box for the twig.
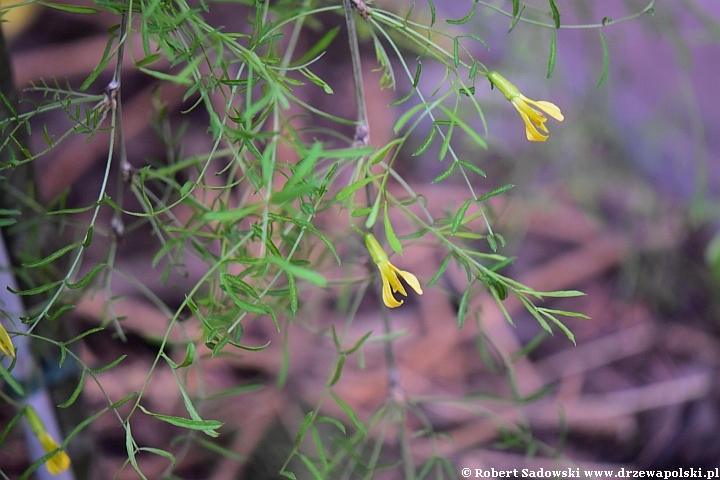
[343,0,370,146]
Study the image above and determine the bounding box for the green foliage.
[0,0,666,478]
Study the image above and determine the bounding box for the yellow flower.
[38,432,71,475]
[0,323,14,358]
[364,233,423,308]
[488,71,564,142]
[25,407,71,476]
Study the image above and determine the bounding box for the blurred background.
[2,0,720,478]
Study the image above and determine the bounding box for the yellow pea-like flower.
[25,407,71,476]
[488,71,564,142]
[364,233,423,308]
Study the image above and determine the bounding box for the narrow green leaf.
[393,101,429,133]
[194,436,245,461]
[329,354,346,386]
[47,303,75,321]
[22,242,79,268]
[66,262,106,289]
[58,369,86,408]
[540,310,576,344]
[0,209,20,227]
[139,406,223,432]
[437,105,487,149]
[369,138,402,165]
[173,365,221,437]
[38,1,100,13]
[110,392,138,409]
[82,226,93,247]
[225,291,277,328]
[330,392,366,436]
[426,0,436,25]
[294,412,314,447]
[125,423,139,476]
[478,184,514,202]
[90,355,126,374]
[203,203,258,222]
[206,383,263,400]
[278,333,290,387]
[221,273,260,299]
[316,416,346,434]
[384,207,402,255]
[312,426,328,471]
[538,307,590,319]
[531,289,586,298]
[547,29,557,78]
[427,252,452,288]
[63,326,103,345]
[47,201,101,215]
[230,340,271,352]
[439,124,453,161]
[457,160,486,178]
[389,89,415,107]
[446,2,476,24]
[138,447,175,464]
[298,453,324,480]
[300,67,333,94]
[292,27,340,66]
[597,31,610,88]
[452,37,460,68]
[7,280,62,296]
[176,343,195,368]
[351,207,372,217]
[459,86,475,97]
[469,60,478,80]
[266,256,327,287]
[138,55,203,86]
[341,330,373,355]
[365,193,381,229]
[0,364,24,396]
[432,163,456,184]
[509,5,525,32]
[135,54,162,67]
[480,274,508,300]
[333,437,367,467]
[288,272,298,313]
[412,61,422,87]
[412,128,436,156]
[0,410,25,448]
[548,0,561,28]
[334,174,381,202]
[458,284,471,329]
[451,199,473,234]
[487,234,498,252]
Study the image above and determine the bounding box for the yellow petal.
[397,269,423,296]
[523,96,564,121]
[380,273,403,308]
[514,104,548,142]
[383,263,407,296]
[39,432,71,475]
[0,324,15,359]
